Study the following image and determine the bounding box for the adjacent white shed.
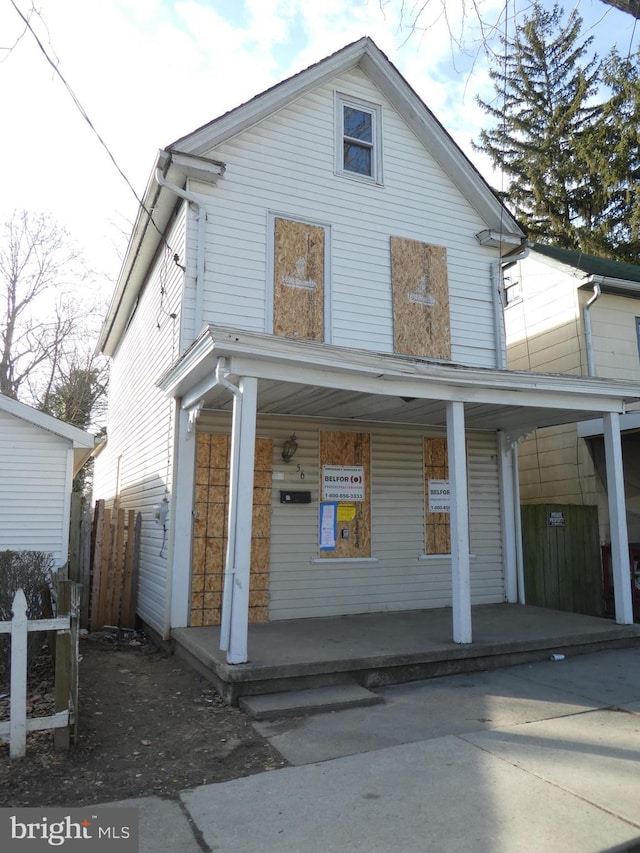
[0,394,95,568]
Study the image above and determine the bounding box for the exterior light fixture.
[281,433,298,463]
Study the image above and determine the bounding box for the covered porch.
[172,603,640,704]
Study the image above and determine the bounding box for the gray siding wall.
[183,68,499,366]
[93,207,187,635]
[199,411,504,620]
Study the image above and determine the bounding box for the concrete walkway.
[98,647,640,852]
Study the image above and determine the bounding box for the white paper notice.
[320,502,337,549]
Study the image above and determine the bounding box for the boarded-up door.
[319,431,371,558]
[390,236,450,359]
[191,434,272,626]
[521,504,602,616]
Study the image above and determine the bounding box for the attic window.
[336,93,383,184]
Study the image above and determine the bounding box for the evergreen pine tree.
[591,48,640,261]
[475,2,602,248]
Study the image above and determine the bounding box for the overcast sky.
[1,0,637,289]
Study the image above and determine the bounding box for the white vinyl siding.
[185,68,500,367]
[0,409,72,566]
[198,412,504,620]
[93,207,187,636]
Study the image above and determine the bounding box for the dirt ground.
[0,632,287,807]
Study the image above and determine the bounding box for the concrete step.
[239,683,384,720]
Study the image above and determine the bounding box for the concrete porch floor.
[171,603,640,704]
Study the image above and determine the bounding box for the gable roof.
[99,37,525,356]
[0,394,95,474]
[531,244,640,291]
[169,37,523,240]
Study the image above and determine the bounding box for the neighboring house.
[505,244,640,614]
[0,394,95,569]
[94,38,640,663]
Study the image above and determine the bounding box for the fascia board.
[98,150,170,356]
[579,275,640,298]
[170,39,369,155]
[175,37,522,240]
[0,395,95,448]
[98,152,224,358]
[157,325,640,411]
[358,52,523,240]
[221,353,631,414]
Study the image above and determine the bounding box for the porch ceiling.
[158,325,640,436]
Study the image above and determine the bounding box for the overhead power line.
[8,0,176,253]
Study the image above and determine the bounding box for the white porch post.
[447,401,472,643]
[220,376,258,664]
[603,411,633,624]
[498,431,518,603]
[168,407,197,630]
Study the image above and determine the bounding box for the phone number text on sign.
[322,465,365,501]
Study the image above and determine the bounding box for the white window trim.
[334,91,383,185]
[266,211,332,342]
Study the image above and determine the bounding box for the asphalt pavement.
[98,646,640,853]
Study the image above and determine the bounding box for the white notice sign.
[428,479,450,513]
[322,465,365,501]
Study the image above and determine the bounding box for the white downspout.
[155,168,206,334]
[512,441,526,603]
[584,283,601,377]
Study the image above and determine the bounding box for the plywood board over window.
[391,236,451,359]
[424,437,450,555]
[191,434,273,626]
[274,217,325,341]
[319,431,371,559]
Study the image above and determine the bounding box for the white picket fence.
[0,583,79,758]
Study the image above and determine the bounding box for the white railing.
[0,584,79,758]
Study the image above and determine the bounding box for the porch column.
[447,401,472,643]
[168,407,197,630]
[497,431,518,603]
[603,411,633,624]
[220,376,258,663]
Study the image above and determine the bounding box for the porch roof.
[158,325,640,436]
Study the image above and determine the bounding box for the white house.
[94,38,640,664]
[0,394,95,569]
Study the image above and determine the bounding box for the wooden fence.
[89,501,141,632]
[522,504,603,617]
[0,580,80,758]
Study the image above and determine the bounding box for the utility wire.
[9,0,177,255]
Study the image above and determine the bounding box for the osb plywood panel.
[274,217,324,341]
[191,434,272,626]
[424,437,450,555]
[319,431,371,559]
[391,236,451,359]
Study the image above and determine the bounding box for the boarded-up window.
[391,236,450,359]
[424,437,450,555]
[274,218,324,341]
[191,434,272,626]
[319,431,371,559]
